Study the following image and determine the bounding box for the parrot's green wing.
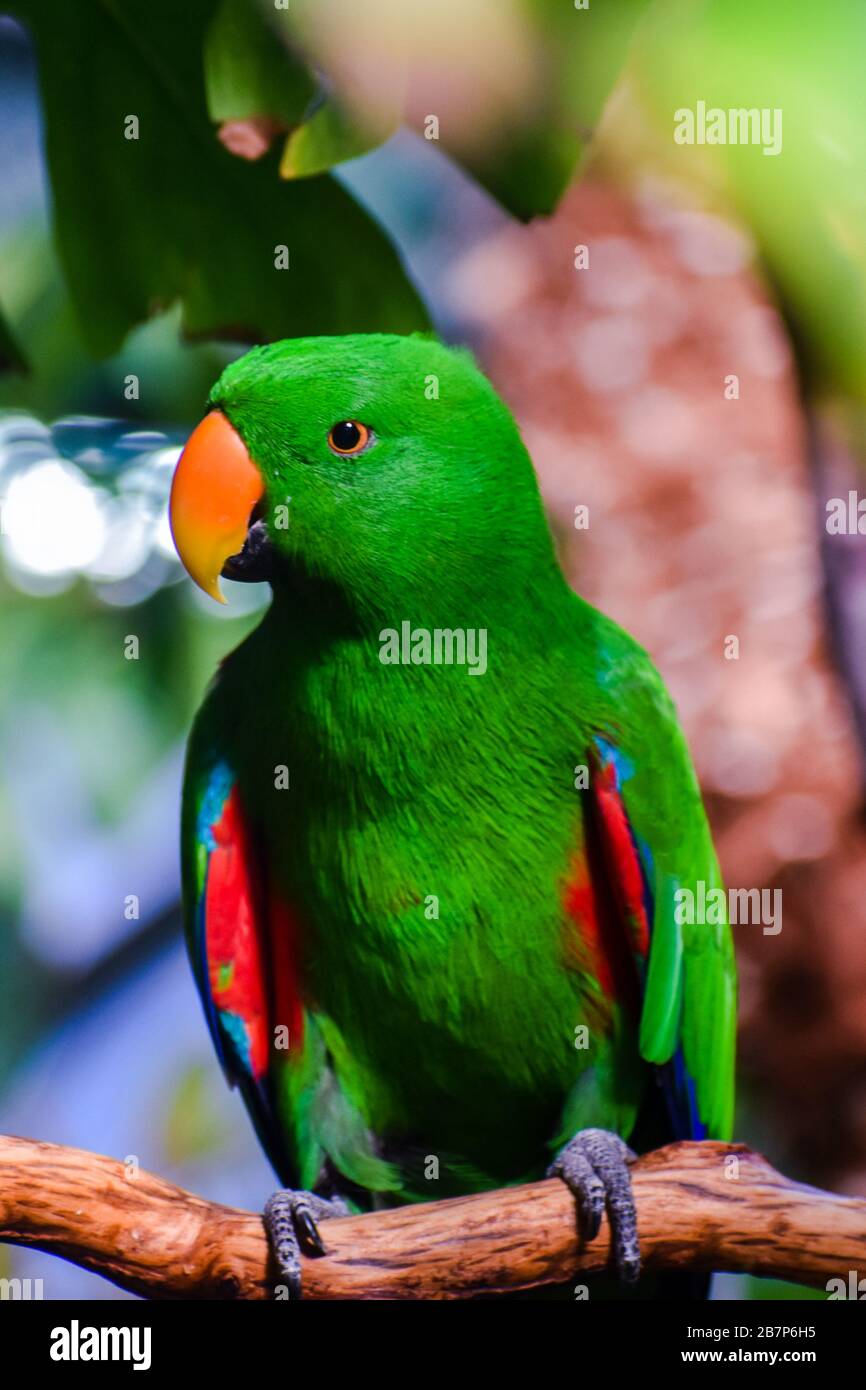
[180,685,299,1182]
[181,683,400,1195]
[592,631,737,1142]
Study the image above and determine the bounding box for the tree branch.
[0,1135,863,1299]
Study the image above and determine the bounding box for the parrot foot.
[263,1189,350,1300]
[547,1127,640,1284]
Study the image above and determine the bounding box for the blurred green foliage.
[633,0,866,407]
[0,223,227,423]
[1,0,651,365]
[204,0,314,129]
[162,1061,228,1164]
[5,0,866,414]
[459,0,650,218]
[6,0,428,364]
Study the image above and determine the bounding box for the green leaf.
[0,306,27,373]
[12,0,428,358]
[280,94,395,180]
[212,0,649,214]
[634,0,866,405]
[457,0,650,220]
[204,0,314,126]
[275,0,650,220]
[205,2,392,179]
[163,1062,227,1164]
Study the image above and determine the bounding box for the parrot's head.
[169,333,556,621]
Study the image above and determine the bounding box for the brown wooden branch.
[1,1134,864,1299]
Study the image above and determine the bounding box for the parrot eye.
[327,420,372,456]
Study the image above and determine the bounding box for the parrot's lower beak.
[169,411,265,603]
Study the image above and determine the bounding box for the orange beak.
[169,411,264,603]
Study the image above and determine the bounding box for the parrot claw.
[547,1127,640,1284]
[263,1189,349,1299]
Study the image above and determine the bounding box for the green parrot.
[169,333,736,1297]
